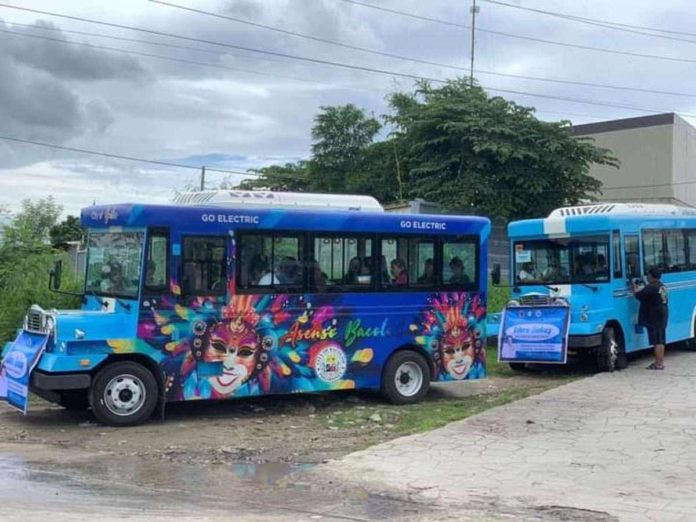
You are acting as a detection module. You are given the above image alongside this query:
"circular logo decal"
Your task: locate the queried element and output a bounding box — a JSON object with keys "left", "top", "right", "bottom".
{"left": 314, "top": 345, "right": 347, "bottom": 383}
{"left": 4, "top": 351, "right": 28, "bottom": 379}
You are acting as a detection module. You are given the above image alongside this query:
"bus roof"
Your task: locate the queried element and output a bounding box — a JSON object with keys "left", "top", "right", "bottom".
{"left": 509, "top": 202, "right": 696, "bottom": 238}
{"left": 81, "top": 202, "right": 491, "bottom": 238}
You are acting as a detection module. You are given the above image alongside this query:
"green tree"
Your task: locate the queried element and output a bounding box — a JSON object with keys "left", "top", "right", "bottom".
{"left": 236, "top": 161, "right": 312, "bottom": 192}
{"left": 50, "top": 215, "right": 83, "bottom": 246}
{"left": 0, "top": 198, "right": 82, "bottom": 343}
{"left": 310, "top": 104, "right": 381, "bottom": 193}
{"left": 388, "top": 79, "right": 617, "bottom": 219}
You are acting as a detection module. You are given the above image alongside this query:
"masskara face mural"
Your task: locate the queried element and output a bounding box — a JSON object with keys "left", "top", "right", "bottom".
{"left": 136, "top": 287, "right": 486, "bottom": 402}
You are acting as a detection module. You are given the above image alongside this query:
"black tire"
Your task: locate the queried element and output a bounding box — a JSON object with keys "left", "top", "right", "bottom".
{"left": 509, "top": 363, "right": 527, "bottom": 372}
{"left": 89, "top": 362, "right": 158, "bottom": 427}
{"left": 381, "top": 351, "right": 430, "bottom": 405}
{"left": 597, "top": 326, "right": 626, "bottom": 372}
{"left": 58, "top": 390, "right": 90, "bottom": 411}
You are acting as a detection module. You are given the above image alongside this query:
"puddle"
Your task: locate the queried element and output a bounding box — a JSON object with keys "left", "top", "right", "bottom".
{"left": 0, "top": 452, "right": 436, "bottom": 520}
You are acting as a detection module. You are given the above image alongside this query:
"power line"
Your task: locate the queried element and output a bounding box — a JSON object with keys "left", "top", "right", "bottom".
{"left": 4, "top": 25, "right": 694, "bottom": 118}
{"left": 10, "top": 17, "right": 696, "bottom": 100}
{"left": 2, "top": 3, "right": 695, "bottom": 117}
{"left": 149, "top": 0, "right": 476, "bottom": 73}
{"left": 481, "top": 0, "right": 696, "bottom": 43}
{"left": 0, "top": 28, "right": 389, "bottom": 94}
{"left": 335, "top": 0, "right": 696, "bottom": 66}
{"left": 336, "top": 0, "right": 469, "bottom": 29}
{"left": 3, "top": 135, "right": 696, "bottom": 195}
{"left": 0, "top": 135, "right": 255, "bottom": 177}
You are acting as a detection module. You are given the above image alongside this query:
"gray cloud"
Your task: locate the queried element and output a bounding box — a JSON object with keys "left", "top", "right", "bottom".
{"left": 1, "top": 20, "right": 149, "bottom": 82}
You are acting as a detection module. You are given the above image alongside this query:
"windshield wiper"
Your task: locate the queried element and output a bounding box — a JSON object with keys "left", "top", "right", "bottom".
{"left": 543, "top": 284, "right": 560, "bottom": 293}
{"left": 88, "top": 289, "right": 108, "bottom": 309}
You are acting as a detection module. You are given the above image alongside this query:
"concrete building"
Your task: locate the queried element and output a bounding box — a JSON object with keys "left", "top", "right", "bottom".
{"left": 572, "top": 113, "right": 696, "bottom": 207}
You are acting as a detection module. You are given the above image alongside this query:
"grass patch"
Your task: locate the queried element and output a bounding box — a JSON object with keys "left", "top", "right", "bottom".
{"left": 485, "top": 346, "right": 516, "bottom": 378}
{"left": 487, "top": 284, "right": 510, "bottom": 313}
{"left": 320, "top": 377, "right": 575, "bottom": 439}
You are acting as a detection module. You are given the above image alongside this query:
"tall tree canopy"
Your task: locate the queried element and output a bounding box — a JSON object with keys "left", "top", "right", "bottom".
{"left": 231, "top": 80, "right": 616, "bottom": 219}
{"left": 50, "top": 215, "right": 83, "bottom": 246}
{"left": 388, "top": 80, "right": 616, "bottom": 219}
{"left": 0, "top": 198, "right": 81, "bottom": 342}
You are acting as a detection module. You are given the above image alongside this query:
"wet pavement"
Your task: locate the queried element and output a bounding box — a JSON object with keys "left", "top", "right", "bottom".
{"left": 0, "top": 449, "right": 444, "bottom": 521}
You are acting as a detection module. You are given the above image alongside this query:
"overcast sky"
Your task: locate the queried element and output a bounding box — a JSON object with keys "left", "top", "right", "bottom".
{"left": 1, "top": 0, "right": 696, "bottom": 216}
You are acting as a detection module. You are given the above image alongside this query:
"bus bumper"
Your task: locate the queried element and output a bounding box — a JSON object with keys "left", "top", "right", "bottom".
{"left": 568, "top": 334, "right": 602, "bottom": 349}
{"left": 32, "top": 371, "right": 91, "bottom": 391}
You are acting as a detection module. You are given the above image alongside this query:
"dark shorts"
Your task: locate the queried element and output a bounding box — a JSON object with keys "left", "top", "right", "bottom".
{"left": 647, "top": 327, "right": 666, "bottom": 346}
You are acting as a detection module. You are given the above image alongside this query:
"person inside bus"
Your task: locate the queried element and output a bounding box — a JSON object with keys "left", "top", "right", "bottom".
{"left": 100, "top": 261, "right": 125, "bottom": 293}
{"left": 145, "top": 259, "right": 157, "bottom": 286}
{"left": 632, "top": 267, "right": 669, "bottom": 370}
{"left": 343, "top": 257, "right": 363, "bottom": 284}
{"left": 449, "top": 257, "right": 470, "bottom": 285}
{"left": 417, "top": 258, "right": 435, "bottom": 285}
{"left": 390, "top": 258, "right": 408, "bottom": 286}
{"left": 278, "top": 256, "right": 300, "bottom": 285}
{"left": 250, "top": 255, "right": 279, "bottom": 286}
{"left": 595, "top": 254, "right": 609, "bottom": 278}
{"left": 517, "top": 262, "right": 536, "bottom": 282}
{"left": 311, "top": 259, "right": 328, "bottom": 292}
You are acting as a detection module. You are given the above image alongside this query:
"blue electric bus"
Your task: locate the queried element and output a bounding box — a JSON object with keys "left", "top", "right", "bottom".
{"left": 1, "top": 191, "right": 490, "bottom": 426}
{"left": 490, "top": 203, "right": 696, "bottom": 371}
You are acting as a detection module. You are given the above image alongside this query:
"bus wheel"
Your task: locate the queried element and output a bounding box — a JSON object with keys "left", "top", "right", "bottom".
{"left": 381, "top": 351, "right": 430, "bottom": 405}
{"left": 597, "top": 327, "right": 626, "bottom": 372}
{"left": 90, "top": 362, "right": 158, "bottom": 427}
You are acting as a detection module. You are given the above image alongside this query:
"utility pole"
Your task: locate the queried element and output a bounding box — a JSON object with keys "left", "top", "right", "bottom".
{"left": 200, "top": 165, "right": 206, "bottom": 191}
{"left": 469, "top": 0, "right": 479, "bottom": 87}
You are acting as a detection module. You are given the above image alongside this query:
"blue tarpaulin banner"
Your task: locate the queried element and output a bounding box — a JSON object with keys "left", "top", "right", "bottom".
{"left": 498, "top": 305, "right": 570, "bottom": 364}
{"left": 0, "top": 331, "right": 49, "bottom": 414}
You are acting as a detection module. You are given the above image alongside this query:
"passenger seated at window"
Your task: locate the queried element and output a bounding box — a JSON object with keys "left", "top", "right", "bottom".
{"left": 343, "top": 257, "right": 363, "bottom": 284}
{"left": 449, "top": 257, "right": 470, "bottom": 284}
{"left": 417, "top": 258, "right": 435, "bottom": 285}
{"left": 311, "top": 260, "right": 328, "bottom": 292}
{"left": 278, "top": 256, "right": 300, "bottom": 285}
{"left": 100, "top": 261, "right": 125, "bottom": 293}
{"left": 250, "top": 254, "right": 279, "bottom": 286}
{"left": 390, "top": 258, "right": 408, "bottom": 286}
{"left": 517, "top": 262, "right": 536, "bottom": 282}
{"left": 595, "top": 254, "right": 608, "bottom": 277}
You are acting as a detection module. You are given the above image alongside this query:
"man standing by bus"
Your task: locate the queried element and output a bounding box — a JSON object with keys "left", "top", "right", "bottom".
{"left": 632, "top": 268, "right": 668, "bottom": 370}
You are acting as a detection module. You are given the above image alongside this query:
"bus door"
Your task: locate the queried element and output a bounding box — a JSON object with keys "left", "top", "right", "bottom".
{"left": 621, "top": 233, "right": 643, "bottom": 350}
{"left": 142, "top": 227, "right": 171, "bottom": 304}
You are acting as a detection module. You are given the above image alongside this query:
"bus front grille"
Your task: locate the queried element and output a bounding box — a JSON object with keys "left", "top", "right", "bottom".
{"left": 25, "top": 310, "right": 45, "bottom": 333}
{"left": 519, "top": 295, "right": 553, "bottom": 306}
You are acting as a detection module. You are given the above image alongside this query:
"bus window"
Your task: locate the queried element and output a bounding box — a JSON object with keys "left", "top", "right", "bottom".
{"left": 312, "top": 236, "right": 373, "bottom": 291}
{"left": 380, "top": 237, "right": 436, "bottom": 289}
{"left": 238, "top": 233, "right": 305, "bottom": 292}
{"left": 664, "top": 230, "right": 687, "bottom": 272}
{"left": 625, "top": 235, "right": 640, "bottom": 279}
{"left": 442, "top": 238, "right": 477, "bottom": 288}
{"left": 642, "top": 230, "right": 663, "bottom": 273}
{"left": 687, "top": 230, "right": 696, "bottom": 270}
{"left": 182, "top": 236, "right": 226, "bottom": 296}
{"left": 612, "top": 231, "right": 622, "bottom": 280}
{"left": 144, "top": 229, "right": 168, "bottom": 292}
{"left": 85, "top": 231, "right": 144, "bottom": 299}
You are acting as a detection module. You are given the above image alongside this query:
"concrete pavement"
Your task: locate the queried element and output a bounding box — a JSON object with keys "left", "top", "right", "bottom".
{"left": 322, "top": 350, "right": 696, "bottom": 521}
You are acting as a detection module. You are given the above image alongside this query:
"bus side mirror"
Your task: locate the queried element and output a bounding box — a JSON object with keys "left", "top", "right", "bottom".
{"left": 491, "top": 264, "right": 501, "bottom": 286}
{"left": 50, "top": 259, "right": 63, "bottom": 291}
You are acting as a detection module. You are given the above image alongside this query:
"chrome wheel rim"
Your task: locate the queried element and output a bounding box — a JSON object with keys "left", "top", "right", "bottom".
{"left": 608, "top": 334, "right": 618, "bottom": 368}
{"left": 395, "top": 361, "right": 423, "bottom": 397}
{"left": 103, "top": 374, "right": 146, "bottom": 417}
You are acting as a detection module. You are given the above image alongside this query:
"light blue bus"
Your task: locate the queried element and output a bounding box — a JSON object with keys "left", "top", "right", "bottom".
{"left": 1, "top": 191, "right": 490, "bottom": 426}
{"left": 490, "top": 203, "right": 696, "bottom": 371}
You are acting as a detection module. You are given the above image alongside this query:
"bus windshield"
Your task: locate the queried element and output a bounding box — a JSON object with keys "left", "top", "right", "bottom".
{"left": 85, "top": 231, "right": 144, "bottom": 299}
{"left": 514, "top": 235, "right": 610, "bottom": 285}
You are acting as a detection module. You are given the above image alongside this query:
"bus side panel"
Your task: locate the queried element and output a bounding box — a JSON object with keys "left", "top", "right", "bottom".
{"left": 134, "top": 290, "right": 486, "bottom": 403}
{"left": 664, "top": 276, "right": 696, "bottom": 344}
